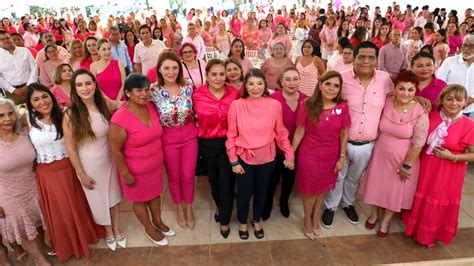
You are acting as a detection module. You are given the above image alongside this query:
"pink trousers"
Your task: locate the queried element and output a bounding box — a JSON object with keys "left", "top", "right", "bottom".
{"left": 162, "top": 122, "right": 198, "bottom": 204}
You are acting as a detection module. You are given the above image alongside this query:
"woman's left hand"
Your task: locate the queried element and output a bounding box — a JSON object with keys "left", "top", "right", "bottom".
{"left": 334, "top": 158, "right": 345, "bottom": 173}
{"left": 283, "top": 160, "right": 295, "bottom": 170}
{"left": 433, "top": 147, "right": 454, "bottom": 160}
{"left": 414, "top": 96, "right": 432, "bottom": 113}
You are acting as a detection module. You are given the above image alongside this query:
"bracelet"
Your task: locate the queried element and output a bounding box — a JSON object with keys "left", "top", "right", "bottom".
{"left": 230, "top": 161, "right": 240, "bottom": 167}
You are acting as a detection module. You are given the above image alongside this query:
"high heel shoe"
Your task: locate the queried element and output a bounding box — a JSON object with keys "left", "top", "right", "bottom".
{"left": 115, "top": 233, "right": 127, "bottom": 248}
{"left": 106, "top": 236, "right": 117, "bottom": 251}
{"left": 304, "top": 228, "right": 316, "bottom": 240}
{"left": 365, "top": 218, "right": 377, "bottom": 230}
{"left": 220, "top": 228, "right": 230, "bottom": 239}
{"left": 313, "top": 227, "right": 321, "bottom": 237}
{"left": 145, "top": 232, "right": 168, "bottom": 246}
{"left": 252, "top": 222, "right": 264, "bottom": 239}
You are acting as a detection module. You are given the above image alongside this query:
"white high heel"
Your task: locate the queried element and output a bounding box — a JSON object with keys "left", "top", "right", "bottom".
{"left": 106, "top": 236, "right": 117, "bottom": 251}
{"left": 152, "top": 224, "right": 176, "bottom": 237}
{"left": 115, "top": 233, "right": 127, "bottom": 248}
{"left": 146, "top": 232, "right": 168, "bottom": 246}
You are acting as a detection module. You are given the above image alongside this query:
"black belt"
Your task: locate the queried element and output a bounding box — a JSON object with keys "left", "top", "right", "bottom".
{"left": 13, "top": 83, "right": 27, "bottom": 89}
{"left": 348, "top": 140, "right": 374, "bottom": 146}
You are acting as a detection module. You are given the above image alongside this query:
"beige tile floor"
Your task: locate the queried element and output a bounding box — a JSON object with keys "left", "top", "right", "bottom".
{"left": 97, "top": 168, "right": 474, "bottom": 248}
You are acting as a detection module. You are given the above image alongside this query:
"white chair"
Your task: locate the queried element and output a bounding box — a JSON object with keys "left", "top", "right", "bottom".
{"left": 245, "top": 49, "right": 258, "bottom": 60}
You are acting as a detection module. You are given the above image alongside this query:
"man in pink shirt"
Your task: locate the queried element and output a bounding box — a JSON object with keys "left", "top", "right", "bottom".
{"left": 322, "top": 41, "right": 394, "bottom": 228}
{"left": 22, "top": 23, "right": 39, "bottom": 48}
{"left": 378, "top": 28, "right": 409, "bottom": 79}
{"left": 133, "top": 25, "right": 167, "bottom": 75}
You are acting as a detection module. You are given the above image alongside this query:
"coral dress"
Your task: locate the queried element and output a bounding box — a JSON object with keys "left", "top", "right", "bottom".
{"left": 96, "top": 59, "right": 123, "bottom": 100}
{"left": 111, "top": 102, "right": 164, "bottom": 202}
{"left": 78, "top": 111, "right": 122, "bottom": 225}
{"left": 403, "top": 112, "right": 474, "bottom": 245}
{"left": 0, "top": 133, "right": 44, "bottom": 244}
{"left": 359, "top": 98, "right": 429, "bottom": 212}
{"left": 296, "top": 102, "right": 351, "bottom": 196}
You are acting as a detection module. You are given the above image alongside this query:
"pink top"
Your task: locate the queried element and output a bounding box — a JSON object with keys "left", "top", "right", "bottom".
{"left": 261, "top": 58, "right": 295, "bottom": 90}
{"left": 341, "top": 69, "right": 393, "bottom": 141}
{"left": 95, "top": 60, "right": 123, "bottom": 100}
{"left": 258, "top": 28, "right": 272, "bottom": 47}
{"left": 38, "top": 60, "right": 61, "bottom": 88}
{"left": 269, "top": 34, "right": 292, "bottom": 52}
{"left": 226, "top": 97, "right": 294, "bottom": 165}
{"left": 270, "top": 91, "right": 307, "bottom": 141}
{"left": 50, "top": 85, "right": 71, "bottom": 107}
{"left": 192, "top": 83, "right": 240, "bottom": 139}
{"left": 182, "top": 59, "right": 207, "bottom": 89}
{"left": 241, "top": 28, "right": 260, "bottom": 50}
{"left": 297, "top": 61, "right": 319, "bottom": 97}
{"left": 200, "top": 30, "right": 212, "bottom": 47}
{"left": 319, "top": 26, "right": 338, "bottom": 51}
{"left": 433, "top": 43, "right": 450, "bottom": 67}
{"left": 229, "top": 19, "right": 242, "bottom": 38}
{"left": 415, "top": 76, "right": 447, "bottom": 109}
{"left": 448, "top": 35, "right": 463, "bottom": 55}
{"left": 424, "top": 33, "right": 436, "bottom": 46}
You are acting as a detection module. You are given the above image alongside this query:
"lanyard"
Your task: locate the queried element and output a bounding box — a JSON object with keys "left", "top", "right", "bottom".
{"left": 182, "top": 60, "right": 203, "bottom": 88}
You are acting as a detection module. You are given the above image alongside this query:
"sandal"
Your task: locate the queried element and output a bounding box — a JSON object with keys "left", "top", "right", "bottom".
{"left": 16, "top": 252, "right": 28, "bottom": 263}
{"left": 238, "top": 230, "right": 249, "bottom": 240}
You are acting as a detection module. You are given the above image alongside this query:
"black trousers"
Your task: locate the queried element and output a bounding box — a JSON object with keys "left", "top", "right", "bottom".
{"left": 235, "top": 159, "right": 275, "bottom": 224}
{"left": 264, "top": 153, "right": 296, "bottom": 213}
{"left": 198, "top": 138, "right": 234, "bottom": 225}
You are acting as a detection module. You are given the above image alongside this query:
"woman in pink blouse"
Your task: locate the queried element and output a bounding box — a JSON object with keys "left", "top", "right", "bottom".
{"left": 51, "top": 63, "right": 73, "bottom": 108}
{"left": 227, "top": 38, "right": 253, "bottom": 76}
{"left": 261, "top": 42, "right": 295, "bottom": 91}
{"left": 319, "top": 15, "right": 338, "bottom": 63}
{"left": 447, "top": 22, "right": 463, "bottom": 56}
{"left": 268, "top": 23, "right": 292, "bottom": 57}
{"left": 193, "top": 59, "right": 240, "bottom": 239}
{"left": 150, "top": 51, "right": 198, "bottom": 230}
{"left": 226, "top": 68, "right": 295, "bottom": 240}
{"left": 258, "top": 20, "right": 272, "bottom": 56}
{"left": 229, "top": 12, "right": 242, "bottom": 38}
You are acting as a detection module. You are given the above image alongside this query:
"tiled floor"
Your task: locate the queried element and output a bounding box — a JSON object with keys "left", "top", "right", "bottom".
{"left": 6, "top": 167, "right": 474, "bottom": 265}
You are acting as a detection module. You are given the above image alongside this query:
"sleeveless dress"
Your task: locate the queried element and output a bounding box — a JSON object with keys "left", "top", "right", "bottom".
{"left": 403, "top": 113, "right": 474, "bottom": 245}
{"left": 296, "top": 102, "right": 351, "bottom": 196}
{"left": 297, "top": 60, "right": 319, "bottom": 97}
{"left": 28, "top": 118, "right": 103, "bottom": 262}
{"left": 0, "top": 132, "right": 44, "bottom": 244}
{"left": 77, "top": 110, "right": 122, "bottom": 225}
{"left": 96, "top": 59, "right": 123, "bottom": 100}
{"left": 110, "top": 103, "right": 165, "bottom": 202}
{"left": 359, "top": 98, "right": 429, "bottom": 212}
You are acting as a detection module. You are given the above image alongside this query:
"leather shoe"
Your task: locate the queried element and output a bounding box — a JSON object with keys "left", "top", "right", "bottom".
{"left": 220, "top": 228, "right": 230, "bottom": 239}
{"left": 376, "top": 226, "right": 390, "bottom": 239}
{"left": 365, "top": 218, "right": 377, "bottom": 230}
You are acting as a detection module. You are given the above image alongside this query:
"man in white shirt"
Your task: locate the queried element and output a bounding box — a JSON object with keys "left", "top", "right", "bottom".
{"left": 0, "top": 30, "right": 37, "bottom": 104}
{"left": 414, "top": 5, "right": 429, "bottom": 28}
{"left": 437, "top": 34, "right": 474, "bottom": 115}
{"left": 181, "top": 23, "right": 205, "bottom": 60}
{"left": 134, "top": 25, "right": 167, "bottom": 75}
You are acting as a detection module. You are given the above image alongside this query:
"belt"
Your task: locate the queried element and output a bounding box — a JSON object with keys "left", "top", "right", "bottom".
{"left": 348, "top": 140, "right": 374, "bottom": 146}
{"left": 13, "top": 83, "right": 27, "bottom": 89}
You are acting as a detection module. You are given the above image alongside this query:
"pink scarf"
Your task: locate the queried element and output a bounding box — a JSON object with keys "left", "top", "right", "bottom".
{"left": 426, "top": 111, "right": 463, "bottom": 155}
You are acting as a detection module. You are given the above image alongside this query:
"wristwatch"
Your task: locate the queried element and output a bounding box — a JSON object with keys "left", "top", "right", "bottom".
{"left": 402, "top": 163, "right": 411, "bottom": 170}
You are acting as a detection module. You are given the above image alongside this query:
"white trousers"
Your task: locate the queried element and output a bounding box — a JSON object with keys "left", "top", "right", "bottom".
{"left": 324, "top": 142, "right": 375, "bottom": 211}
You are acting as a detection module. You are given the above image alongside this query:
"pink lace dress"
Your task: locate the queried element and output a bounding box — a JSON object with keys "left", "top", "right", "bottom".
{"left": 0, "top": 132, "right": 44, "bottom": 244}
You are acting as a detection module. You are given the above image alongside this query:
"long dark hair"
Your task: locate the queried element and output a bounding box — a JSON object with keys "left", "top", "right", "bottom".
{"left": 26, "top": 83, "right": 64, "bottom": 140}
{"left": 228, "top": 38, "right": 246, "bottom": 59}
{"left": 305, "top": 71, "right": 344, "bottom": 126}
{"left": 124, "top": 29, "right": 139, "bottom": 45}
{"left": 68, "top": 69, "right": 111, "bottom": 145}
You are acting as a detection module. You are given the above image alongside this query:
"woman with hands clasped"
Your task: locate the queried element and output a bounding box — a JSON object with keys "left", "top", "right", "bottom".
{"left": 226, "top": 68, "right": 295, "bottom": 240}
{"left": 403, "top": 85, "right": 474, "bottom": 248}
{"left": 292, "top": 71, "right": 351, "bottom": 240}
{"left": 63, "top": 69, "right": 124, "bottom": 252}
{"left": 359, "top": 70, "right": 429, "bottom": 239}
{"left": 109, "top": 74, "right": 174, "bottom": 246}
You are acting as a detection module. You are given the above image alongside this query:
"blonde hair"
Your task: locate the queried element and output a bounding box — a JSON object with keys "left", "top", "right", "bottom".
{"left": 437, "top": 84, "right": 468, "bottom": 110}
{"left": 53, "top": 63, "right": 73, "bottom": 84}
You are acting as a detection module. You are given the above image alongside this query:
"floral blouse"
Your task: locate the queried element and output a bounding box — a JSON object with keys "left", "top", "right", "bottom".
{"left": 150, "top": 83, "right": 194, "bottom": 127}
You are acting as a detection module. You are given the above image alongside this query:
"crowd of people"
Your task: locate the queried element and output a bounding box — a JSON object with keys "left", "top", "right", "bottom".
{"left": 0, "top": 1, "right": 474, "bottom": 265}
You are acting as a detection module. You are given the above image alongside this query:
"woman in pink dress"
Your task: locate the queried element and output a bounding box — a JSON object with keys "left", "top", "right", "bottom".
{"left": 292, "top": 71, "right": 350, "bottom": 240}
{"left": 0, "top": 99, "right": 51, "bottom": 266}
{"left": 109, "top": 74, "right": 174, "bottom": 246}
{"left": 90, "top": 39, "right": 126, "bottom": 102}
{"left": 403, "top": 85, "right": 474, "bottom": 248}
{"left": 229, "top": 12, "right": 242, "bottom": 38}
{"left": 258, "top": 20, "right": 272, "bottom": 57}
{"left": 447, "top": 22, "right": 464, "bottom": 56}
{"left": 241, "top": 18, "right": 259, "bottom": 50}
{"left": 359, "top": 70, "right": 429, "bottom": 239}
{"left": 261, "top": 42, "right": 294, "bottom": 91}
{"left": 319, "top": 15, "right": 338, "bottom": 62}
{"left": 213, "top": 23, "right": 231, "bottom": 59}
{"left": 432, "top": 29, "right": 450, "bottom": 68}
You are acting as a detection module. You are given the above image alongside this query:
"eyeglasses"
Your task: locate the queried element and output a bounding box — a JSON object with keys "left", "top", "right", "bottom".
{"left": 182, "top": 50, "right": 194, "bottom": 54}
{"left": 355, "top": 55, "right": 377, "bottom": 62}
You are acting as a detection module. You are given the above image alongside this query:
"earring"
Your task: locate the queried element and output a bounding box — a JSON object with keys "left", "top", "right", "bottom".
{"left": 126, "top": 94, "right": 130, "bottom": 97}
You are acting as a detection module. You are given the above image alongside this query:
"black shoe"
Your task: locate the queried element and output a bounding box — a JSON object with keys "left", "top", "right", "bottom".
{"left": 280, "top": 202, "right": 290, "bottom": 218}
{"left": 321, "top": 209, "right": 335, "bottom": 228}
{"left": 238, "top": 230, "right": 249, "bottom": 240}
{"left": 343, "top": 205, "right": 359, "bottom": 224}
{"left": 220, "top": 228, "right": 230, "bottom": 239}
{"left": 254, "top": 228, "right": 265, "bottom": 239}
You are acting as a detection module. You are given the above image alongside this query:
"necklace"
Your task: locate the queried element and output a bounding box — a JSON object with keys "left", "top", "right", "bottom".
{"left": 0, "top": 133, "right": 18, "bottom": 143}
